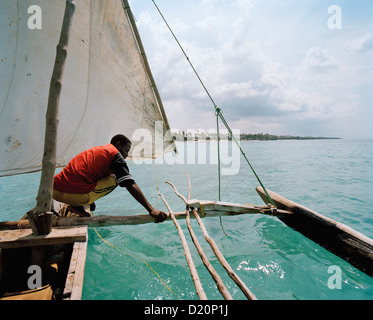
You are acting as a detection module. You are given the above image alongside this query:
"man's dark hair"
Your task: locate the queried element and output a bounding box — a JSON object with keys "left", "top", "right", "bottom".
{"left": 110, "top": 134, "right": 131, "bottom": 146}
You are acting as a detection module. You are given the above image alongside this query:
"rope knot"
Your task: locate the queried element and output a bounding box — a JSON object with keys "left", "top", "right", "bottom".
{"left": 214, "top": 107, "right": 223, "bottom": 116}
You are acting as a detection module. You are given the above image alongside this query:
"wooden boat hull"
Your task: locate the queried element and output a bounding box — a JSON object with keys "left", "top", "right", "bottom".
{"left": 256, "top": 187, "right": 373, "bottom": 277}
{"left": 0, "top": 226, "right": 88, "bottom": 300}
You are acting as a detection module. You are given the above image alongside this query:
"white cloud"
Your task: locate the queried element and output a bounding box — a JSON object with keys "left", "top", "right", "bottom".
{"left": 301, "top": 47, "right": 340, "bottom": 73}
{"left": 269, "top": 47, "right": 360, "bottom": 120}
{"left": 132, "top": 0, "right": 373, "bottom": 138}
{"left": 344, "top": 33, "right": 373, "bottom": 53}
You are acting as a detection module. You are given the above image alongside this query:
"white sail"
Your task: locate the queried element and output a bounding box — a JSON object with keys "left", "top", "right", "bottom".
{"left": 0, "top": 0, "right": 174, "bottom": 177}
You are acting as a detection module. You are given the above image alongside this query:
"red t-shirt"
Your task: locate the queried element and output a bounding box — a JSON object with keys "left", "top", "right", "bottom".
{"left": 54, "top": 144, "right": 133, "bottom": 194}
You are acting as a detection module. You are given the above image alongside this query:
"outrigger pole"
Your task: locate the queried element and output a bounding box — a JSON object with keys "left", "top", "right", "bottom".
{"left": 164, "top": 178, "right": 257, "bottom": 300}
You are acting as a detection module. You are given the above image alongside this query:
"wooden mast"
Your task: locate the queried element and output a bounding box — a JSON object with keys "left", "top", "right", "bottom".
{"left": 27, "top": 0, "right": 76, "bottom": 235}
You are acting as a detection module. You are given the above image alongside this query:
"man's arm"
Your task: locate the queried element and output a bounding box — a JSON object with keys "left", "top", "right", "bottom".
{"left": 124, "top": 180, "right": 167, "bottom": 223}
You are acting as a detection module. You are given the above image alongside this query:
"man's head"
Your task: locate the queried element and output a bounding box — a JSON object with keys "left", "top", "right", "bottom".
{"left": 111, "top": 134, "right": 131, "bottom": 159}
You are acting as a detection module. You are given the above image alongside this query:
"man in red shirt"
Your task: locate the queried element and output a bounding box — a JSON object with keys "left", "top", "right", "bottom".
{"left": 53, "top": 134, "right": 167, "bottom": 223}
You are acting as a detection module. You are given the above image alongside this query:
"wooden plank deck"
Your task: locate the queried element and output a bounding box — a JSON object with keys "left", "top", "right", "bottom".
{"left": 63, "top": 235, "right": 88, "bottom": 300}
{"left": 0, "top": 226, "right": 87, "bottom": 249}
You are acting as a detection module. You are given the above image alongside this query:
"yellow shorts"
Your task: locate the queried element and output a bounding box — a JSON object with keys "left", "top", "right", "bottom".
{"left": 53, "top": 175, "right": 118, "bottom": 206}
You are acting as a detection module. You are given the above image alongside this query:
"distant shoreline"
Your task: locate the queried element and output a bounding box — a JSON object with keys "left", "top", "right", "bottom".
{"left": 239, "top": 133, "right": 342, "bottom": 141}
{"left": 171, "top": 132, "right": 341, "bottom": 141}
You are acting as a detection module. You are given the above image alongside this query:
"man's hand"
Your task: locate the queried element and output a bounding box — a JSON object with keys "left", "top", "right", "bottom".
{"left": 125, "top": 181, "right": 167, "bottom": 223}
{"left": 149, "top": 209, "right": 168, "bottom": 223}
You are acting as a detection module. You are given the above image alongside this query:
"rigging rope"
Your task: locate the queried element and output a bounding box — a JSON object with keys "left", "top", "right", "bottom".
{"left": 152, "top": 0, "right": 277, "bottom": 209}
{"left": 216, "top": 110, "right": 230, "bottom": 237}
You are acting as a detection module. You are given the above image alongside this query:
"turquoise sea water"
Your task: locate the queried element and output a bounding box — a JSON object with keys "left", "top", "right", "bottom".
{"left": 1, "top": 139, "right": 372, "bottom": 300}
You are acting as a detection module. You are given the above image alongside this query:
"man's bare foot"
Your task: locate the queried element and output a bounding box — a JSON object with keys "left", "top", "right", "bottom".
{"left": 67, "top": 206, "right": 91, "bottom": 217}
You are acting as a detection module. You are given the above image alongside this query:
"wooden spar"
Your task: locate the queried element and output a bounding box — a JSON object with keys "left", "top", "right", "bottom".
{"left": 167, "top": 179, "right": 291, "bottom": 216}
{"left": 179, "top": 175, "right": 233, "bottom": 300}
{"left": 191, "top": 208, "right": 257, "bottom": 300}
{"left": 186, "top": 173, "right": 192, "bottom": 202}
{"left": 122, "top": 0, "right": 175, "bottom": 153}
{"left": 28, "top": 0, "right": 76, "bottom": 235}
{"left": 185, "top": 175, "right": 233, "bottom": 299}
{"left": 166, "top": 179, "right": 231, "bottom": 299}
{"left": 1, "top": 205, "right": 290, "bottom": 231}
{"left": 256, "top": 187, "right": 373, "bottom": 277}
{"left": 187, "top": 200, "right": 290, "bottom": 216}
{"left": 159, "top": 192, "right": 207, "bottom": 300}
{"left": 185, "top": 210, "right": 233, "bottom": 300}
{"left": 165, "top": 179, "right": 256, "bottom": 300}
{"left": 0, "top": 212, "right": 187, "bottom": 230}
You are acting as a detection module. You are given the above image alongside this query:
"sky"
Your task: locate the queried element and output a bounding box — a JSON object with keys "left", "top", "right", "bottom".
{"left": 129, "top": 0, "right": 373, "bottom": 139}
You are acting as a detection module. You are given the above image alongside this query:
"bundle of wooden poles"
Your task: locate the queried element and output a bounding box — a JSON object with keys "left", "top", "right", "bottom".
{"left": 158, "top": 174, "right": 257, "bottom": 301}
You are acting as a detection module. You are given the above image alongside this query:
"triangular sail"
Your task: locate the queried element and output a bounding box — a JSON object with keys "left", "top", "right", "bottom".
{"left": 0, "top": 0, "right": 174, "bottom": 177}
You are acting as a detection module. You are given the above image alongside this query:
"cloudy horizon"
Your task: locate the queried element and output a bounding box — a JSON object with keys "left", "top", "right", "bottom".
{"left": 129, "top": 0, "right": 373, "bottom": 139}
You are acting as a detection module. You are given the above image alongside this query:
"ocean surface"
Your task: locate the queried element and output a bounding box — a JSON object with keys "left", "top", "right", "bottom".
{"left": 1, "top": 139, "right": 372, "bottom": 300}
